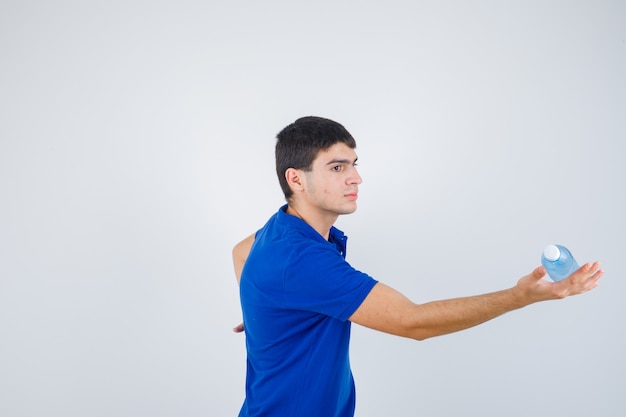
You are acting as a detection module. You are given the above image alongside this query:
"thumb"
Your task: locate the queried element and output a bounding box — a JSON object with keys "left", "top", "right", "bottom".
{"left": 532, "top": 265, "right": 547, "bottom": 280}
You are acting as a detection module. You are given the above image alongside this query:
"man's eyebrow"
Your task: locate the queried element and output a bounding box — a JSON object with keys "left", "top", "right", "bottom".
{"left": 325, "top": 157, "right": 358, "bottom": 165}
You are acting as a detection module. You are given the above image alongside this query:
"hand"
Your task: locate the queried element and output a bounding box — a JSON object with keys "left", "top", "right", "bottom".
{"left": 233, "top": 322, "right": 244, "bottom": 333}
{"left": 516, "top": 262, "right": 603, "bottom": 304}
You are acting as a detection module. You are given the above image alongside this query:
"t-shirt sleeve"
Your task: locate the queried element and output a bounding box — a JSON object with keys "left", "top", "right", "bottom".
{"left": 282, "top": 243, "right": 378, "bottom": 321}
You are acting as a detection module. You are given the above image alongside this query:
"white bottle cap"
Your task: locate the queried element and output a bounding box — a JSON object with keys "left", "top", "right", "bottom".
{"left": 543, "top": 244, "right": 561, "bottom": 261}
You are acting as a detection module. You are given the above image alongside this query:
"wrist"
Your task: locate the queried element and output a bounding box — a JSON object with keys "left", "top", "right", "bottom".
{"left": 509, "top": 285, "right": 532, "bottom": 309}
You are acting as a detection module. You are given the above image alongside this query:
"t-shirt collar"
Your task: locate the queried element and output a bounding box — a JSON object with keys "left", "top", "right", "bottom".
{"left": 278, "top": 204, "right": 348, "bottom": 259}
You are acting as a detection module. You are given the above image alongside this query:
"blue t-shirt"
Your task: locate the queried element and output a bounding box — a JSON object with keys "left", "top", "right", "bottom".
{"left": 238, "top": 205, "right": 378, "bottom": 417}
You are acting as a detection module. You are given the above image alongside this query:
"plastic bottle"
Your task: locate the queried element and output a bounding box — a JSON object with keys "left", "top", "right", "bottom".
{"left": 541, "top": 244, "right": 579, "bottom": 281}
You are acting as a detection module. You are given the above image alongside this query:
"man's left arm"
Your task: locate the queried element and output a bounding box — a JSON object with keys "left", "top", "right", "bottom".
{"left": 349, "top": 263, "right": 602, "bottom": 341}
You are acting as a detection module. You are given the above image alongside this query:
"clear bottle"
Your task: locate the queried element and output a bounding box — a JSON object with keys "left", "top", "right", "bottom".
{"left": 541, "top": 244, "right": 579, "bottom": 281}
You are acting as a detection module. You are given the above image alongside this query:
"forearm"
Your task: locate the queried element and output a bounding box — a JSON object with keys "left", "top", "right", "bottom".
{"left": 406, "top": 288, "right": 527, "bottom": 340}
{"left": 351, "top": 281, "right": 529, "bottom": 341}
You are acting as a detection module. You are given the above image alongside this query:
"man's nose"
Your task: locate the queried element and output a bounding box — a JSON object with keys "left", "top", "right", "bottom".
{"left": 349, "top": 167, "right": 362, "bottom": 185}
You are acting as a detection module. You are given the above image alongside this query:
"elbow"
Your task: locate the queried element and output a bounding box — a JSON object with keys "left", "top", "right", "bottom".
{"left": 406, "top": 328, "right": 432, "bottom": 342}
{"left": 397, "top": 316, "right": 430, "bottom": 342}
{"left": 233, "top": 234, "right": 255, "bottom": 263}
{"left": 231, "top": 244, "right": 240, "bottom": 263}
{"left": 411, "top": 332, "right": 434, "bottom": 342}
{"left": 399, "top": 313, "right": 438, "bottom": 342}
{"left": 232, "top": 240, "right": 243, "bottom": 259}
{"left": 232, "top": 240, "right": 248, "bottom": 264}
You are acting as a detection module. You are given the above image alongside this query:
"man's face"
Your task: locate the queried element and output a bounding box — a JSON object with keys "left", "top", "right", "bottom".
{"left": 301, "top": 142, "right": 362, "bottom": 215}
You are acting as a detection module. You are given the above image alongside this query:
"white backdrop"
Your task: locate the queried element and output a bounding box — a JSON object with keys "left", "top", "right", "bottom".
{"left": 1, "top": 1, "right": 625, "bottom": 416}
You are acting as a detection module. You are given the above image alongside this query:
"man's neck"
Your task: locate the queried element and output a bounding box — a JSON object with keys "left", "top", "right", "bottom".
{"left": 285, "top": 203, "right": 337, "bottom": 241}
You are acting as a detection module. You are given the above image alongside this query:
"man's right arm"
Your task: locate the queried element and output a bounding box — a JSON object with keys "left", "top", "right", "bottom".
{"left": 231, "top": 233, "right": 255, "bottom": 333}
{"left": 232, "top": 233, "right": 255, "bottom": 285}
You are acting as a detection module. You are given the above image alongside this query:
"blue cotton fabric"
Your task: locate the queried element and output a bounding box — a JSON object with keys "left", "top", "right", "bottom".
{"left": 238, "top": 205, "right": 378, "bottom": 417}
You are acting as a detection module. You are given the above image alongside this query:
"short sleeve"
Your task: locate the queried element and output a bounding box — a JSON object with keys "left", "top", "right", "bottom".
{"left": 282, "top": 243, "right": 377, "bottom": 321}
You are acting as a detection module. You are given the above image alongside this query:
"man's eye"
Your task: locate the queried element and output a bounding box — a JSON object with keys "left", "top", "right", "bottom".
{"left": 332, "top": 165, "right": 342, "bottom": 172}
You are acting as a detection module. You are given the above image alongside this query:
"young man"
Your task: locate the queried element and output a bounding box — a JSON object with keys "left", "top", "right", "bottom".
{"left": 232, "top": 116, "right": 602, "bottom": 417}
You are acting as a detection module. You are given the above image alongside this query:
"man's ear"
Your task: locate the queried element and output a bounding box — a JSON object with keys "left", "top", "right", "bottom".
{"left": 285, "top": 168, "right": 305, "bottom": 193}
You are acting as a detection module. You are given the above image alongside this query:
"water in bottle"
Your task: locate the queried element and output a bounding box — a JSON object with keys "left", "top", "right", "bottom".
{"left": 541, "top": 244, "right": 579, "bottom": 281}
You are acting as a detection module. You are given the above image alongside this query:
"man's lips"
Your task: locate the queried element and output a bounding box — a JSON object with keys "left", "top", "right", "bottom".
{"left": 345, "top": 192, "right": 358, "bottom": 200}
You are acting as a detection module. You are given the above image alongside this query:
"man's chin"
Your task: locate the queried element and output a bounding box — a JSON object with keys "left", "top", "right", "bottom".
{"left": 338, "top": 204, "right": 358, "bottom": 215}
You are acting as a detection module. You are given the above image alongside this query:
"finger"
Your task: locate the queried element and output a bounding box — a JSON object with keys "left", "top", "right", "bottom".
{"left": 233, "top": 323, "right": 245, "bottom": 333}
{"left": 570, "top": 262, "right": 603, "bottom": 293}
{"left": 589, "top": 261, "right": 602, "bottom": 275}
{"left": 587, "top": 265, "right": 604, "bottom": 285}
{"left": 579, "top": 262, "right": 594, "bottom": 273}
{"left": 578, "top": 262, "right": 603, "bottom": 281}
{"left": 532, "top": 265, "right": 546, "bottom": 280}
